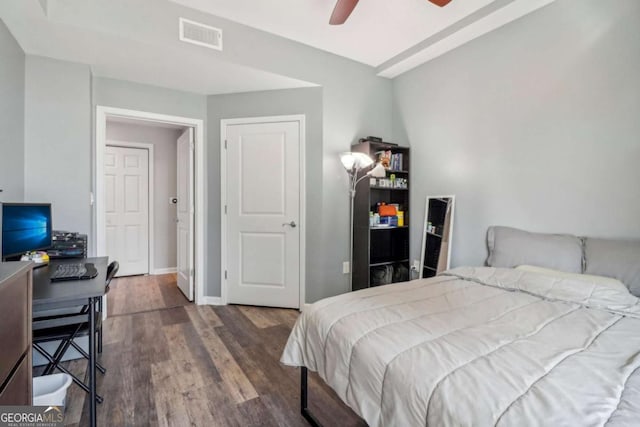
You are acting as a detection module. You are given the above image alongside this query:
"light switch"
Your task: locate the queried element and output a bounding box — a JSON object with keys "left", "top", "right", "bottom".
{"left": 343, "top": 261, "right": 350, "bottom": 274}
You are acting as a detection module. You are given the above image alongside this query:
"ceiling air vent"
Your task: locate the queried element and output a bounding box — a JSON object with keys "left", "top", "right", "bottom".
{"left": 179, "top": 18, "right": 223, "bottom": 51}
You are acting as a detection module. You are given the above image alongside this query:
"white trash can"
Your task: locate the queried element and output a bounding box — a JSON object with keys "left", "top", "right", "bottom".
{"left": 33, "top": 373, "right": 73, "bottom": 407}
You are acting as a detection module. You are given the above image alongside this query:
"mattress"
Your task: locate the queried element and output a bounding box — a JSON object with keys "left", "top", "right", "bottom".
{"left": 281, "top": 267, "right": 640, "bottom": 427}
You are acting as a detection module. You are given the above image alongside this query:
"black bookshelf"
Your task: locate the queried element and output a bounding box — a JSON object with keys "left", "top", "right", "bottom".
{"left": 351, "top": 141, "right": 410, "bottom": 291}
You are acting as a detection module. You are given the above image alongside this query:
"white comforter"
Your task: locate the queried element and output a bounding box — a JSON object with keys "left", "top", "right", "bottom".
{"left": 281, "top": 267, "right": 640, "bottom": 427}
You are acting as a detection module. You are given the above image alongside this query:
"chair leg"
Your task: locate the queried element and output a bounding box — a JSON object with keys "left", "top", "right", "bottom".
{"left": 69, "top": 340, "right": 106, "bottom": 374}
{"left": 43, "top": 323, "right": 84, "bottom": 375}
{"left": 42, "top": 340, "right": 66, "bottom": 375}
{"left": 42, "top": 336, "right": 75, "bottom": 375}
{"left": 97, "top": 297, "right": 103, "bottom": 354}
{"left": 98, "top": 327, "right": 103, "bottom": 354}
{"left": 33, "top": 343, "right": 104, "bottom": 404}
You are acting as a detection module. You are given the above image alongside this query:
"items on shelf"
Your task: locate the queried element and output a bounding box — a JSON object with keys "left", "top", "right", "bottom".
{"left": 378, "top": 203, "right": 397, "bottom": 217}
{"left": 371, "top": 262, "right": 410, "bottom": 286}
{"left": 370, "top": 203, "right": 406, "bottom": 228}
{"left": 375, "top": 150, "right": 405, "bottom": 171}
{"left": 379, "top": 216, "right": 398, "bottom": 226}
{"left": 359, "top": 136, "right": 398, "bottom": 146}
{"left": 371, "top": 265, "right": 393, "bottom": 285}
{"left": 371, "top": 177, "right": 408, "bottom": 188}
{"left": 48, "top": 230, "right": 88, "bottom": 259}
{"left": 20, "top": 251, "right": 50, "bottom": 265}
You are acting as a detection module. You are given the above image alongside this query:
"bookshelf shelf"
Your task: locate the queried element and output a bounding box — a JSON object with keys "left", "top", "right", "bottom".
{"left": 370, "top": 186, "right": 409, "bottom": 191}
{"left": 370, "top": 226, "right": 409, "bottom": 230}
{"left": 370, "top": 259, "right": 410, "bottom": 267}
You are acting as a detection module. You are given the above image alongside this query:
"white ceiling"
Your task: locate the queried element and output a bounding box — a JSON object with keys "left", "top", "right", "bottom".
{"left": 170, "top": 0, "right": 495, "bottom": 66}
{"left": 0, "top": 1, "right": 317, "bottom": 95}
{"left": 0, "top": 0, "right": 558, "bottom": 94}
{"left": 170, "top": 0, "right": 557, "bottom": 74}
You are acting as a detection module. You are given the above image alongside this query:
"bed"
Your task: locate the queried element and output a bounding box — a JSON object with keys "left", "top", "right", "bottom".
{"left": 281, "top": 228, "right": 640, "bottom": 426}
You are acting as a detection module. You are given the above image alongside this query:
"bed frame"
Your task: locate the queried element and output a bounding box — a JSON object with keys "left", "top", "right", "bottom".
{"left": 300, "top": 367, "right": 323, "bottom": 426}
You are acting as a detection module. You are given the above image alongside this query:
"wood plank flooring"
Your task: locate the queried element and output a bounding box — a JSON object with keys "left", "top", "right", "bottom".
{"left": 62, "top": 277, "right": 366, "bottom": 426}
{"left": 107, "top": 273, "right": 190, "bottom": 317}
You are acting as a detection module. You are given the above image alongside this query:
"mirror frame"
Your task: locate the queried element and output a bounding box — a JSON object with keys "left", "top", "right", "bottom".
{"left": 419, "top": 195, "right": 455, "bottom": 278}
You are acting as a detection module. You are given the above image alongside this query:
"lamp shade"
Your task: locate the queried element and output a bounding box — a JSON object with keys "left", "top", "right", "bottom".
{"left": 368, "top": 163, "right": 386, "bottom": 178}
{"left": 340, "top": 152, "right": 374, "bottom": 171}
{"left": 340, "top": 152, "right": 356, "bottom": 170}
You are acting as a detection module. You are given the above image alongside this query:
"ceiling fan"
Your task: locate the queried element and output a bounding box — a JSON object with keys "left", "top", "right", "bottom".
{"left": 329, "top": 0, "right": 453, "bottom": 25}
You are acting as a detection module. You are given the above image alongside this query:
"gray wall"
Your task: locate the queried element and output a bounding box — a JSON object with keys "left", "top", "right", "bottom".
{"left": 9, "top": 1, "right": 392, "bottom": 302}
{"left": 208, "top": 87, "right": 329, "bottom": 301}
{"left": 95, "top": 78, "right": 389, "bottom": 302}
{"left": 24, "top": 55, "right": 92, "bottom": 235}
{"left": 93, "top": 77, "right": 208, "bottom": 120}
{"left": 62, "top": 0, "right": 394, "bottom": 301}
{"left": 0, "top": 19, "right": 24, "bottom": 202}
{"left": 392, "top": 0, "right": 640, "bottom": 269}
{"left": 208, "top": 84, "right": 392, "bottom": 303}
{"left": 106, "top": 121, "right": 181, "bottom": 272}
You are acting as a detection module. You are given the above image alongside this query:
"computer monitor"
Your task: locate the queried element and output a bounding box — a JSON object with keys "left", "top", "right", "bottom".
{"left": 1, "top": 203, "right": 53, "bottom": 260}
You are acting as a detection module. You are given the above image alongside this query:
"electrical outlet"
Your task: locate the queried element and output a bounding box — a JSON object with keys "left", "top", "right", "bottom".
{"left": 412, "top": 260, "right": 420, "bottom": 271}
{"left": 343, "top": 261, "right": 350, "bottom": 274}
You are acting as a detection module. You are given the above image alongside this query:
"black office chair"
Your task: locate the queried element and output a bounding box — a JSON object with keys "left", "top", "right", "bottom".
{"left": 32, "top": 306, "right": 107, "bottom": 403}
{"left": 98, "top": 261, "right": 119, "bottom": 353}
{"left": 105, "top": 261, "right": 119, "bottom": 287}
{"left": 32, "top": 261, "right": 119, "bottom": 404}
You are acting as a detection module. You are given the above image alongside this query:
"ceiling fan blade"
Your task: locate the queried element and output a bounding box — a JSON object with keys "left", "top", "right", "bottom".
{"left": 329, "top": 0, "right": 359, "bottom": 25}
{"left": 428, "top": 0, "right": 453, "bottom": 6}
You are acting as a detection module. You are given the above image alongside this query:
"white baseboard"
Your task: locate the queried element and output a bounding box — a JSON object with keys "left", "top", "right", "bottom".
{"left": 153, "top": 267, "right": 177, "bottom": 275}
{"left": 201, "top": 296, "right": 225, "bottom": 305}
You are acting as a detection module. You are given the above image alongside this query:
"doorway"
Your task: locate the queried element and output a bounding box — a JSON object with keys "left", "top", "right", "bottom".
{"left": 95, "top": 107, "right": 206, "bottom": 311}
{"left": 221, "top": 115, "right": 306, "bottom": 309}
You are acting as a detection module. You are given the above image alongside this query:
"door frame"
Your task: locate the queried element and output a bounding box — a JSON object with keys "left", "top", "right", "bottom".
{"left": 220, "top": 115, "right": 306, "bottom": 309}
{"left": 105, "top": 141, "right": 155, "bottom": 275}
{"left": 95, "top": 106, "right": 206, "bottom": 305}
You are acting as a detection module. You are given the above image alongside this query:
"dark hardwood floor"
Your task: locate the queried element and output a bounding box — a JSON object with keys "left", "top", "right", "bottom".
{"left": 107, "top": 273, "right": 191, "bottom": 317}
{"left": 62, "top": 276, "right": 366, "bottom": 426}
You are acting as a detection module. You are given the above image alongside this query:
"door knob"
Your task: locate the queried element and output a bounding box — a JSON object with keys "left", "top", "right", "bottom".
{"left": 282, "top": 221, "right": 297, "bottom": 228}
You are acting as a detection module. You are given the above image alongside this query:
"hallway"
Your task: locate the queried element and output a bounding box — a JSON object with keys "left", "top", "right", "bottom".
{"left": 107, "top": 273, "right": 190, "bottom": 317}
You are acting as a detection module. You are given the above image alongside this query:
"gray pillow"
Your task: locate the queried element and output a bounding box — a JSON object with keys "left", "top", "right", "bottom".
{"left": 487, "top": 226, "right": 583, "bottom": 273}
{"left": 584, "top": 238, "right": 640, "bottom": 297}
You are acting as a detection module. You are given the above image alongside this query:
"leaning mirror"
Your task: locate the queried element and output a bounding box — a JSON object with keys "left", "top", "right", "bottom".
{"left": 420, "top": 196, "right": 455, "bottom": 278}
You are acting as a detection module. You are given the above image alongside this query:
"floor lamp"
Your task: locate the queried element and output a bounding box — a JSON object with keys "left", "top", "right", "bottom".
{"left": 340, "top": 152, "right": 386, "bottom": 291}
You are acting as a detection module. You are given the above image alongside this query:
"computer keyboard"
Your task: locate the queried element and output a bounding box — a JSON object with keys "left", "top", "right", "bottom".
{"left": 50, "top": 263, "right": 98, "bottom": 282}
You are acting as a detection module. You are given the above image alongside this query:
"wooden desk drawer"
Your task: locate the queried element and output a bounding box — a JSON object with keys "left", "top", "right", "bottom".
{"left": 0, "top": 273, "right": 30, "bottom": 385}
{"left": 0, "top": 354, "right": 31, "bottom": 405}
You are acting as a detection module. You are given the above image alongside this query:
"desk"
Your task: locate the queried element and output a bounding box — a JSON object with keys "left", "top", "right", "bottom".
{"left": 33, "top": 257, "right": 108, "bottom": 427}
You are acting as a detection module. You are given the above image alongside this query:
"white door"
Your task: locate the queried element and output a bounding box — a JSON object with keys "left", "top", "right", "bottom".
{"left": 177, "top": 128, "right": 194, "bottom": 301}
{"left": 104, "top": 146, "right": 149, "bottom": 277}
{"left": 225, "top": 120, "right": 301, "bottom": 308}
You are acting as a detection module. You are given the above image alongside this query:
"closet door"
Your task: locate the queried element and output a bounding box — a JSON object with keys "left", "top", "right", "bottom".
{"left": 104, "top": 145, "right": 149, "bottom": 276}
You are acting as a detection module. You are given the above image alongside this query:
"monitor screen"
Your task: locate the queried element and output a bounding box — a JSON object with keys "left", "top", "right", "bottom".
{"left": 1, "top": 203, "right": 52, "bottom": 259}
